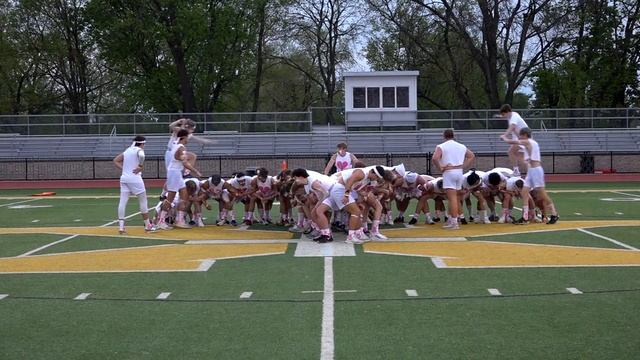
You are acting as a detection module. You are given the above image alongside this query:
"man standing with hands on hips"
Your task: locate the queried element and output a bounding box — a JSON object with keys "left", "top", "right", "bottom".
{"left": 432, "top": 129, "right": 475, "bottom": 230}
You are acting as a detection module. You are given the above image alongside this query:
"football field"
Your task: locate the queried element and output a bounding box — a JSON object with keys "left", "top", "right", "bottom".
{"left": 1, "top": 183, "right": 640, "bottom": 359}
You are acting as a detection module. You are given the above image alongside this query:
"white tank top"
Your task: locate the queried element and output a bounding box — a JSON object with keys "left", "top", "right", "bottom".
{"left": 430, "top": 177, "right": 445, "bottom": 194}
{"left": 506, "top": 177, "right": 524, "bottom": 191}
{"left": 227, "top": 176, "right": 252, "bottom": 192}
{"left": 121, "top": 146, "right": 144, "bottom": 179}
{"left": 436, "top": 140, "right": 467, "bottom": 167}
{"left": 166, "top": 134, "right": 178, "bottom": 152}
{"left": 256, "top": 175, "right": 275, "bottom": 195}
{"left": 508, "top": 112, "right": 529, "bottom": 140}
{"left": 184, "top": 178, "right": 200, "bottom": 193}
{"left": 167, "top": 143, "right": 184, "bottom": 171}
{"left": 339, "top": 168, "right": 369, "bottom": 191}
{"left": 462, "top": 170, "right": 485, "bottom": 190}
{"left": 525, "top": 138, "right": 541, "bottom": 162}
{"left": 203, "top": 179, "right": 224, "bottom": 197}
{"left": 482, "top": 168, "right": 513, "bottom": 187}
{"left": 335, "top": 152, "right": 353, "bottom": 171}
{"left": 305, "top": 170, "right": 335, "bottom": 194}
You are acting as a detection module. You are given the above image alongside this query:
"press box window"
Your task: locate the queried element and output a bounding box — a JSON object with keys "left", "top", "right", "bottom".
{"left": 367, "top": 87, "right": 380, "bottom": 108}
{"left": 353, "top": 87, "right": 366, "bottom": 108}
{"left": 382, "top": 87, "right": 395, "bottom": 108}
{"left": 396, "top": 86, "right": 409, "bottom": 107}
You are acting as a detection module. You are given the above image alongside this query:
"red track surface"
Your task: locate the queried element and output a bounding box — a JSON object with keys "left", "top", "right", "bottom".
{"left": 1, "top": 174, "right": 639, "bottom": 190}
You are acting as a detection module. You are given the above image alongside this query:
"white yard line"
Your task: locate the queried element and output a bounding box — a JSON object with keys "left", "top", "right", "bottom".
{"left": 17, "top": 212, "right": 142, "bottom": 257}
{"left": 239, "top": 292, "right": 253, "bottom": 299}
{"left": 577, "top": 228, "right": 638, "bottom": 250}
{"left": 74, "top": 293, "right": 91, "bottom": 300}
{"left": 17, "top": 234, "right": 79, "bottom": 257}
{"left": 612, "top": 191, "right": 640, "bottom": 198}
{"left": 320, "top": 256, "right": 335, "bottom": 360}
{"left": 566, "top": 287, "right": 583, "bottom": 295}
{"left": 0, "top": 198, "right": 40, "bottom": 208}
{"left": 0, "top": 294, "right": 8, "bottom": 300}
{"left": 100, "top": 212, "right": 142, "bottom": 227}
{"left": 156, "top": 292, "right": 172, "bottom": 300}
{"left": 488, "top": 288, "right": 502, "bottom": 296}
{"left": 405, "top": 289, "right": 418, "bottom": 297}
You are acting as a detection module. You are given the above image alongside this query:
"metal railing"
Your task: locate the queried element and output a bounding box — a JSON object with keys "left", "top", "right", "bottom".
{"left": 0, "top": 108, "right": 638, "bottom": 136}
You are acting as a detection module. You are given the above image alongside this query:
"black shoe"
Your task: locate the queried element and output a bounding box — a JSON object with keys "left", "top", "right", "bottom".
{"left": 469, "top": 216, "right": 474, "bottom": 222}
{"left": 546, "top": 215, "right": 559, "bottom": 224}
{"left": 432, "top": 217, "right": 441, "bottom": 223}
{"left": 488, "top": 215, "right": 499, "bottom": 222}
{"left": 393, "top": 216, "right": 405, "bottom": 224}
{"left": 408, "top": 217, "right": 418, "bottom": 225}
{"left": 513, "top": 217, "right": 529, "bottom": 225}
{"left": 318, "top": 235, "right": 333, "bottom": 243}
{"left": 460, "top": 218, "right": 468, "bottom": 225}
{"left": 188, "top": 220, "right": 196, "bottom": 226}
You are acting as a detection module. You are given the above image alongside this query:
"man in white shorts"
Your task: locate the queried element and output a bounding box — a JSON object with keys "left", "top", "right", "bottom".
{"left": 501, "top": 127, "right": 559, "bottom": 224}
{"left": 499, "top": 104, "right": 529, "bottom": 176}
{"left": 112, "top": 135, "right": 156, "bottom": 234}
{"left": 432, "top": 129, "right": 475, "bottom": 230}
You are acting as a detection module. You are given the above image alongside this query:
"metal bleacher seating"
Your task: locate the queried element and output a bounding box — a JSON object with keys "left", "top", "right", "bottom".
{"left": 1, "top": 129, "right": 639, "bottom": 159}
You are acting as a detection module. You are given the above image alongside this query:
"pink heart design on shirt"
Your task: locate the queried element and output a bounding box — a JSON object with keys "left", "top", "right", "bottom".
{"left": 336, "top": 161, "right": 348, "bottom": 170}
{"left": 259, "top": 186, "right": 271, "bottom": 194}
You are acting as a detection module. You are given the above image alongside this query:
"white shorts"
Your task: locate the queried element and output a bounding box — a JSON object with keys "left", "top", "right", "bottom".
{"left": 524, "top": 166, "right": 545, "bottom": 189}
{"left": 442, "top": 169, "right": 464, "bottom": 190}
{"left": 120, "top": 177, "right": 146, "bottom": 196}
{"left": 323, "top": 183, "right": 355, "bottom": 210}
{"left": 166, "top": 169, "right": 186, "bottom": 192}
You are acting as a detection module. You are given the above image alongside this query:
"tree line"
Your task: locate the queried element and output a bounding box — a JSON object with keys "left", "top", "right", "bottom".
{"left": 0, "top": 0, "right": 638, "bottom": 115}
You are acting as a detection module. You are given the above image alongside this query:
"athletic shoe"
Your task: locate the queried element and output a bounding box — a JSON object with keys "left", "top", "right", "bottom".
{"left": 469, "top": 216, "right": 475, "bottom": 222}
{"left": 118, "top": 229, "right": 126, "bottom": 235}
{"left": 318, "top": 235, "right": 333, "bottom": 244}
{"left": 442, "top": 222, "right": 460, "bottom": 230}
{"left": 371, "top": 231, "right": 388, "bottom": 240}
{"left": 386, "top": 217, "right": 395, "bottom": 225}
{"left": 195, "top": 218, "right": 205, "bottom": 227}
{"left": 216, "top": 219, "right": 227, "bottom": 226}
{"left": 432, "top": 217, "right": 441, "bottom": 223}
{"left": 459, "top": 218, "right": 468, "bottom": 225}
{"left": 188, "top": 220, "right": 196, "bottom": 226}
{"left": 264, "top": 219, "right": 272, "bottom": 225}
{"left": 230, "top": 220, "right": 238, "bottom": 226}
{"left": 483, "top": 217, "right": 491, "bottom": 224}
{"left": 425, "top": 217, "right": 435, "bottom": 225}
{"left": 546, "top": 215, "right": 559, "bottom": 224}
{"left": 356, "top": 231, "right": 371, "bottom": 242}
{"left": 513, "top": 217, "right": 529, "bottom": 225}
{"left": 243, "top": 219, "right": 252, "bottom": 226}
{"left": 144, "top": 224, "right": 158, "bottom": 232}
{"left": 393, "top": 216, "right": 405, "bottom": 224}
{"left": 473, "top": 217, "right": 483, "bottom": 224}
{"left": 174, "top": 221, "right": 192, "bottom": 229}
{"left": 288, "top": 225, "right": 304, "bottom": 233}
{"left": 488, "top": 215, "right": 499, "bottom": 222}
{"left": 345, "top": 235, "right": 364, "bottom": 244}
{"left": 498, "top": 216, "right": 506, "bottom": 224}
{"left": 157, "top": 222, "right": 173, "bottom": 230}
{"left": 408, "top": 217, "right": 418, "bottom": 225}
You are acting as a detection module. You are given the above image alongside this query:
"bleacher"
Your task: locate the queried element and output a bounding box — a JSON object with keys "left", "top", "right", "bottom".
{"left": 1, "top": 129, "right": 639, "bottom": 159}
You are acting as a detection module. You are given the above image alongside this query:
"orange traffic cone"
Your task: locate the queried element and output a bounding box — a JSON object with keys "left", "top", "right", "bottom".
{"left": 281, "top": 160, "right": 288, "bottom": 171}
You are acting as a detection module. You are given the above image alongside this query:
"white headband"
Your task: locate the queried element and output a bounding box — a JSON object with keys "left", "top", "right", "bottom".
{"left": 372, "top": 166, "right": 383, "bottom": 178}
{"left": 132, "top": 140, "right": 146, "bottom": 146}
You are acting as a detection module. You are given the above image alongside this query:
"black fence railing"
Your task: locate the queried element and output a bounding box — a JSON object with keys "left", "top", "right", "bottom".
{"left": 1, "top": 152, "right": 638, "bottom": 181}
